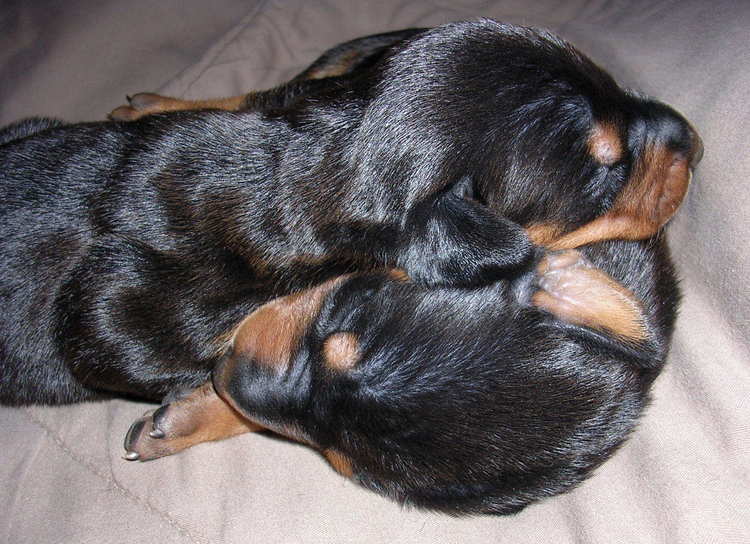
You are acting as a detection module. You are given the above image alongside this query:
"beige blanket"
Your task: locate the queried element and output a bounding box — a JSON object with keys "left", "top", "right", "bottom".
{"left": 1, "top": 1, "right": 748, "bottom": 542}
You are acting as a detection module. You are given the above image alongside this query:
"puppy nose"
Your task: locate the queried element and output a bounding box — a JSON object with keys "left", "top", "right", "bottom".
{"left": 687, "top": 123, "right": 704, "bottom": 169}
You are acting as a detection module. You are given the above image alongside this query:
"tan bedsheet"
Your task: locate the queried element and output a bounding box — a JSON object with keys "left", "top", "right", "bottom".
{"left": 1, "top": 1, "right": 748, "bottom": 542}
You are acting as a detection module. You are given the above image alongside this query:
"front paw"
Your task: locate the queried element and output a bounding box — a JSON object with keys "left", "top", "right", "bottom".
{"left": 400, "top": 195, "right": 533, "bottom": 287}
{"left": 123, "top": 381, "right": 260, "bottom": 462}
{"left": 532, "top": 250, "right": 647, "bottom": 341}
{"left": 123, "top": 403, "right": 195, "bottom": 461}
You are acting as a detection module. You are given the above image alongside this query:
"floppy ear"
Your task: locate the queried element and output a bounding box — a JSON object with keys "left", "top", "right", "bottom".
{"left": 399, "top": 176, "right": 533, "bottom": 287}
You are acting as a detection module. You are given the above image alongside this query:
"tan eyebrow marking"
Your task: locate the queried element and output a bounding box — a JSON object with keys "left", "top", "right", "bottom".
{"left": 589, "top": 122, "right": 623, "bottom": 165}
{"left": 322, "top": 332, "right": 361, "bottom": 371}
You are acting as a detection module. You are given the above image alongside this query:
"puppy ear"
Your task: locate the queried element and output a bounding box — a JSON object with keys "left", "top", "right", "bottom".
{"left": 399, "top": 177, "right": 533, "bottom": 287}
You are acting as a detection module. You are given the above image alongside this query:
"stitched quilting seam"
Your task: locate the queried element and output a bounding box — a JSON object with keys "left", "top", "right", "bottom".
{"left": 22, "top": 408, "right": 208, "bottom": 544}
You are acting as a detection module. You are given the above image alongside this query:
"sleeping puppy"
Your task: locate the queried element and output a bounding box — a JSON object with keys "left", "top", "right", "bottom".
{"left": 0, "top": 20, "right": 700, "bottom": 411}
{"left": 110, "top": 21, "right": 702, "bottom": 255}
{"left": 116, "top": 27, "right": 696, "bottom": 514}
{"left": 123, "top": 239, "right": 678, "bottom": 515}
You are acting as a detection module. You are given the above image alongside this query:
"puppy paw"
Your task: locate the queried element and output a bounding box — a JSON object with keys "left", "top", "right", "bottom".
{"left": 123, "top": 382, "right": 259, "bottom": 462}
{"left": 533, "top": 250, "right": 647, "bottom": 341}
{"left": 535, "top": 248, "right": 589, "bottom": 279}
{"left": 108, "top": 92, "right": 174, "bottom": 121}
{"left": 123, "top": 402, "right": 196, "bottom": 461}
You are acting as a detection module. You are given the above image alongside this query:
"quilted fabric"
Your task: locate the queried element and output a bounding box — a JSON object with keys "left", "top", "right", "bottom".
{"left": 1, "top": 1, "right": 748, "bottom": 542}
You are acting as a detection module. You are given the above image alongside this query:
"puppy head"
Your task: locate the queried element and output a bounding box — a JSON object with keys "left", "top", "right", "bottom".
{"left": 362, "top": 20, "right": 702, "bottom": 246}
{"left": 213, "top": 272, "right": 644, "bottom": 515}
{"left": 526, "top": 97, "right": 703, "bottom": 249}
{"left": 212, "top": 272, "right": 401, "bottom": 444}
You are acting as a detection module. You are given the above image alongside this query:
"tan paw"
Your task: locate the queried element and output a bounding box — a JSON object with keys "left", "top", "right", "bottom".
{"left": 123, "top": 402, "right": 196, "bottom": 461}
{"left": 533, "top": 250, "right": 647, "bottom": 341}
{"left": 123, "top": 382, "right": 260, "bottom": 461}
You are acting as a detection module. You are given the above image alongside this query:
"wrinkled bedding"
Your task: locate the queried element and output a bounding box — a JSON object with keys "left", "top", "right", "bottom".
{"left": 1, "top": 1, "right": 748, "bottom": 542}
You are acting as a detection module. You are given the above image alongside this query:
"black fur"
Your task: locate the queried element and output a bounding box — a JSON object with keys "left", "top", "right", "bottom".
{"left": 0, "top": 20, "right": 695, "bottom": 410}
{"left": 217, "top": 237, "right": 679, "bottom": 515}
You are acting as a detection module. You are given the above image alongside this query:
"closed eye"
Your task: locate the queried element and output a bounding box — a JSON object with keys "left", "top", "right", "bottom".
{"left": 584, "top": 162, "right": 629, "bottom": 215}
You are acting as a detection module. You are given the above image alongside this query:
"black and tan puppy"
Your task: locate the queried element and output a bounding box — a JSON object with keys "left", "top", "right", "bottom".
{"left": 123, "top": 239, "right": 678, "bottom": 515}
{"left": 0, "top": 20, "right": 699, "bottom": 418}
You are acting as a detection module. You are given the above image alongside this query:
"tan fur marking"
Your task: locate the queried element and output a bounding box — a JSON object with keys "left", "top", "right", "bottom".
{"left": 229, "top": 276, "right": 351, "bottom": 370}
{"left": 533, "top": 251, "right": 647, "bottom": 341}
{"left": 136, "top": 94, "right": 247, "bottom": 113}
{"left": 323, "top": 332, "right": 361, "bottom": 371}
{"left": 387, "top": 268, "right": 411, "bottom": 282}
{"left": 231, "top": 301, "right": 304, "bottom": 370}
{"left": 213, "top": 277, "right": 349, "bottom": 401}
{"left": 589, "top": 122, "right": 623, "bottom": 165}
{"left": 547, "top": 144, "right": 690, "bottom": 250}
{"left": 167, "top": 382, "right": 262, "bottom": 445}
{"left": 187, "top": 95, "right": 248, "bottom": 111}
{"left": 305, "top": 50, "right": 361, "bottom": 80}
{"left": 126, "top": 382, "right": 262, "bottom": 460}
{"left": 109, "top": 93, "right": 248, "bottom": 121}
{"left": 526, "top": 223, "right": 564, "bottom": 246}
{"left": 324, "top": 449, "right": 354, "bottom": 477}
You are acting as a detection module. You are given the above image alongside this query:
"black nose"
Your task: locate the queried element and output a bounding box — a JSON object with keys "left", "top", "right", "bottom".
{"left": 639, "top": 98, "right": 704, "bottom": 169}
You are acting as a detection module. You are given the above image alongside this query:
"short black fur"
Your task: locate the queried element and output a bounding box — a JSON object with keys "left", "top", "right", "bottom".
{"left": 217, "top": 237, "right": 679, "bottom": 515}
{"left": 0, "top": 20, "right": 696, "bottom": 412}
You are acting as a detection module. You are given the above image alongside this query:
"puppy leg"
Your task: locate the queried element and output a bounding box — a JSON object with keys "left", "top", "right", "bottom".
{"left": 109, "top": 29, "right": 424, "bottom": 121}
{"left": 123, "top": 381, "right": 261, "bottom": 461}
{"left": 532, "top": 250, "right": 647, "bottom": 342}
{"left": 109, "top": 93, "right": 248, "bottom": 121}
